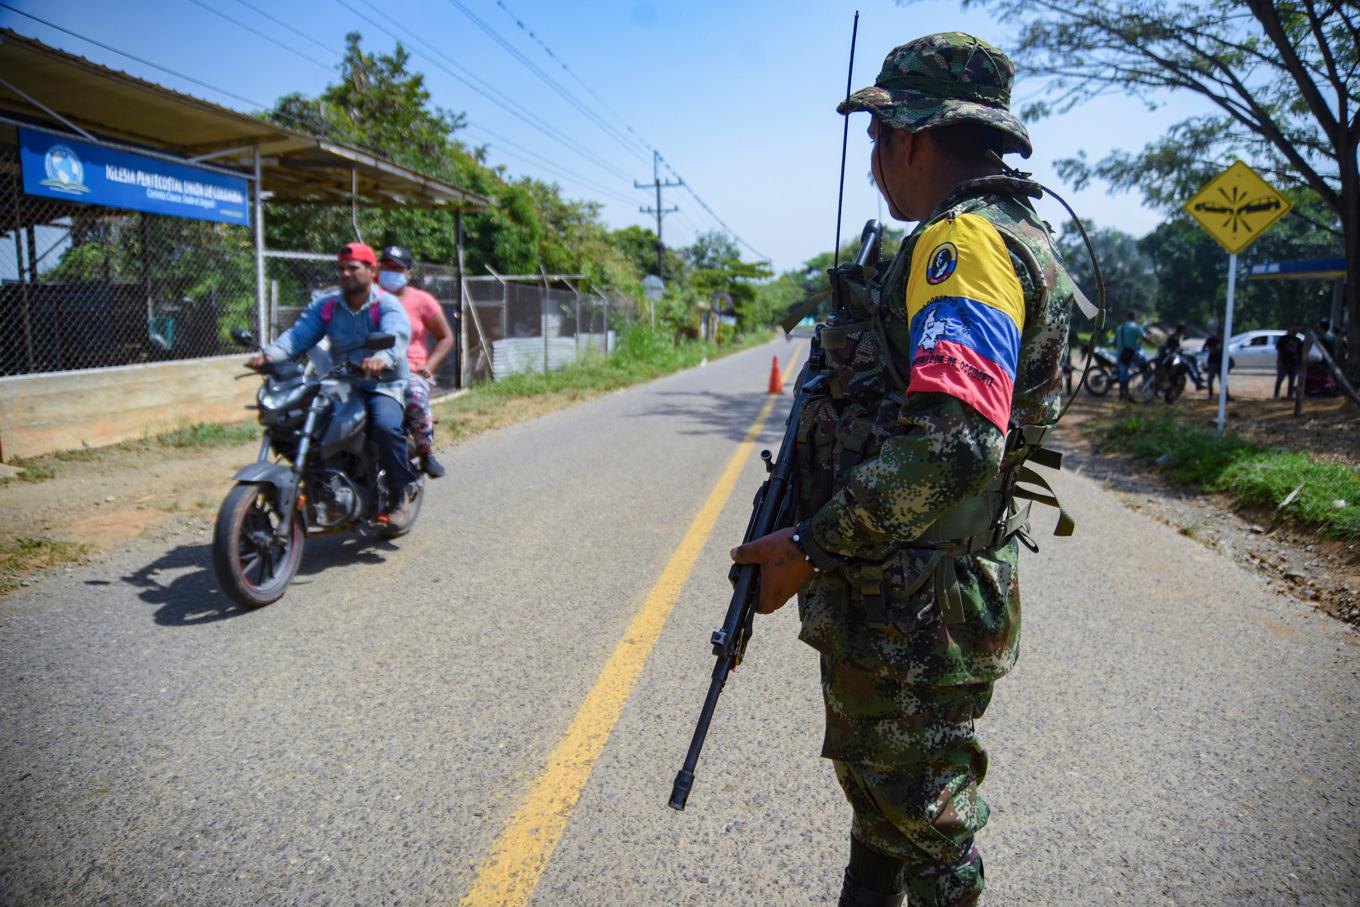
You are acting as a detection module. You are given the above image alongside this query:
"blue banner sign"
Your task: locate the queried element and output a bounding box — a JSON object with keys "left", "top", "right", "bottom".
{"left": 18, "top": 126, "right": 251, "bottom": 226}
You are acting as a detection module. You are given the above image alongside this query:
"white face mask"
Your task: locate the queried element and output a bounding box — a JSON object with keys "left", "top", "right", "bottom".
{"left": 379, "top": 270, "right": 409, "bottom": 292}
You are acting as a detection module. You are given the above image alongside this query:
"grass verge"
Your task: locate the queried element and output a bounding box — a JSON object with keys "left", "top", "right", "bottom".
{"left": 433, "top": 325, "right": 775, "bottom": 439}
{"left": 1085, "top": 409, "right": 1360, "bottom": 539}
{"left": 0, "top": 537, "right": 91, "bottom": 595}
{"left": 2, "top": 420, "right": 263, "bottom": 486}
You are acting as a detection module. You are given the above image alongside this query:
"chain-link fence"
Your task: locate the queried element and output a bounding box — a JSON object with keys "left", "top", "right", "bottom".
{"left": 463, "top": 274, "right": 631, "bottom": 381}
{"left": 1, "top": 145, "right": 258, "bottom": 376}
{"left": 267, "top": 252, "right": 465, "bottom": 392}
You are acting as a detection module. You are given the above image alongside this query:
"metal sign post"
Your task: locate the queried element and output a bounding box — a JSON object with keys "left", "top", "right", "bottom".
{"left": 1217, "top": 253, "right": 1237, "bottom": 433}
{"left": 1184, "top": 161, "right": 1291, "bottom": 434}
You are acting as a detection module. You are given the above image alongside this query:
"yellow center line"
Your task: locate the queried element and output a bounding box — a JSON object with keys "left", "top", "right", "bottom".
{"left": 460, "top": 346, "right": 801, "bottom": 906}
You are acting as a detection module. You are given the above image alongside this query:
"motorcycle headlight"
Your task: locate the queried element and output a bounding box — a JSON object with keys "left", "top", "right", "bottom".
{"left": 259, "top": 384, "right": 306, "bottom": 411}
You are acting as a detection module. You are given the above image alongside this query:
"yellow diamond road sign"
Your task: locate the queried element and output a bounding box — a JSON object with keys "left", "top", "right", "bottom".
{"left": 1184, "top": 161, "right": 1291, "bottom": 254}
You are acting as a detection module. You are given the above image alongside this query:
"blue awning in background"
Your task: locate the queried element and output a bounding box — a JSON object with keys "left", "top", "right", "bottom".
{"left": 1246, "top": 257, "right": 1345, "bottom": 280}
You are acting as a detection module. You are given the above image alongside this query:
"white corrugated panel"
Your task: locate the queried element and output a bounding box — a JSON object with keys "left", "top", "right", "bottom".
{"left": 490, "top": 334, "right": 615, "bottom": 379}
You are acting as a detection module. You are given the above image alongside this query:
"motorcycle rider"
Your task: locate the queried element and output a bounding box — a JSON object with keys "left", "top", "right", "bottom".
{"left": 377, "top": 245, "right": 454, "bottom": 479}
{"left": 1158, "top": 322, "right": 1203, "bottom": 390}
{"left": 245, "top": 242, "right": 419, "bottom": 527}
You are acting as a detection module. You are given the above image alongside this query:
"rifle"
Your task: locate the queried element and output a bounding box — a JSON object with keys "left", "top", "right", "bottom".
{"left": 667, "top": 357, "right": 817, "bottom": 811}
{"left": 667, "top": 219, "right": 882, "bottom": 812}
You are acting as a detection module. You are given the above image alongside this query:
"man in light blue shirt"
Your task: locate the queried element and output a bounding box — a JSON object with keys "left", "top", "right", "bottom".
{"left": 1112, "top": 310, "right": 1146, "bottom": 400}
{"left": 247, "top": 242, "right": 418, "bottom": 525}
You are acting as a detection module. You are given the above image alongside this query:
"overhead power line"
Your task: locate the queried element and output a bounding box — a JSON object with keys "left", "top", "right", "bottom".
{"left": 465, "top": 124, "right": 640, "bottom": 207}
{"left": 330, "top": 0, "right": 634, "bottom": 185}
{"left": 494, "top": 0, "right": 655, "bottom": 158}
{"left": 0, "top": 2, "right": 271, "bottom": 110}
{"left": 181, "top": 0, "right": 334, "bottom": 72}
{"left": 658, "top": 154, "right": 770, "bottom": 263}
{"left": 443, "top": 0, "right": 649, "bottom": 166}
{"left": 488, "top": 1, "right": 770, "bottom": 263}
{"left": 230, "top": 0, "right": 343, "bottom": 61}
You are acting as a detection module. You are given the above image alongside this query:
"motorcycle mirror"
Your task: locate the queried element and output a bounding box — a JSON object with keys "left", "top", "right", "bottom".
{"left": 231, "top": 327, "right": 256, "bottom": 347}
{"left": 365, "top": 332, "right": 396, "bottom": 351}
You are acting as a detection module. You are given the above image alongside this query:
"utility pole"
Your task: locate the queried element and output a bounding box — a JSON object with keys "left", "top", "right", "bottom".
{"left": 635, "top": 150, "right": 679, "bottom": 278}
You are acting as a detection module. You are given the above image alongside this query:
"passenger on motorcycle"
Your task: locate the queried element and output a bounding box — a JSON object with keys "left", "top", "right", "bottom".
{"left": 245, "top": 242, "right": 419, "bottom": 527}
{"left": 378, "top": 245, "right": 454, "bottom": 480}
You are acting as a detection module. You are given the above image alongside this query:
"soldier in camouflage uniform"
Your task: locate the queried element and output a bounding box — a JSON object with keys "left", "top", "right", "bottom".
{"left": 732, "top": 32, "right": 1080, "bottom": 907}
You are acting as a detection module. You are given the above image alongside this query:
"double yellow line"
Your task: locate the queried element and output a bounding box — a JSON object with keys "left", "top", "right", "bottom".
{"left": 461, "top": 350, "right": 801, "bottom": 906}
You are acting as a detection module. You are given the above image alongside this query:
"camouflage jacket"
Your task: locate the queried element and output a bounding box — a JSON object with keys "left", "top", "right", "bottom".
{"left": 796, "top": 178, "right": 1076, "bottom": 686}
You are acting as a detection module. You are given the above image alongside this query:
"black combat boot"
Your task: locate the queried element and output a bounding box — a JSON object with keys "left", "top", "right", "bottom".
{"left": 837, "top": 868, "right": 906, "bottom": 906}
{"left": 422, "top": 452, "right": 446, "bottom": 478}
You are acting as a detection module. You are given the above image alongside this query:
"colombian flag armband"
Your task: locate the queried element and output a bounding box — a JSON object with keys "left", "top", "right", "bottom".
{"left": 904, "top": 213, "right": 1025, "bottom": 433}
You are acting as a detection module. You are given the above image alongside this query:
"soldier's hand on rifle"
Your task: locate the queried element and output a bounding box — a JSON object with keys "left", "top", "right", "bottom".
{"left": 731, "top": 527, "right": 816, "bottom": 614}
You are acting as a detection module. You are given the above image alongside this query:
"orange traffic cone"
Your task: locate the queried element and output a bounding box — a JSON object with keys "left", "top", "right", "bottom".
{"left": 768, "top": 356, "right": 783, "bottom": 394}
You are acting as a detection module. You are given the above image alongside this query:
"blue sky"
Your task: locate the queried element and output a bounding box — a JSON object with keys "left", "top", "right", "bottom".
{"left": 0, "top": 0, "right": 1212, "bottom": 272}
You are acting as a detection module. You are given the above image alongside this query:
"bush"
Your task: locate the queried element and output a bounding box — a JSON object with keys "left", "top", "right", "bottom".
{"left": 1090, "top": 410, "right": 1360, "bottom": 538}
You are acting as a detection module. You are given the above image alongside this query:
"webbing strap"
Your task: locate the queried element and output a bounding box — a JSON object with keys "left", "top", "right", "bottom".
{"left": 935, "top": 557, "right": 966, "bottom": 625}
{"left": 1014, "top": 465, "right": 1074, "bottom": 536}
{"left": 780, "top": 285, "right": 832, "bottom": 334}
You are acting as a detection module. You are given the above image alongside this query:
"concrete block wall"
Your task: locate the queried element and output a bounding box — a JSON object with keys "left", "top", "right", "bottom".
{"left": 0, "top": 356, "right": 257, "bottom": 461}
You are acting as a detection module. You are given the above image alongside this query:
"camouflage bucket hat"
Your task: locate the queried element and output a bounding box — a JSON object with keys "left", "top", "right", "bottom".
{"left": 837, "top": 32, "right": 1032, "bottom": 158}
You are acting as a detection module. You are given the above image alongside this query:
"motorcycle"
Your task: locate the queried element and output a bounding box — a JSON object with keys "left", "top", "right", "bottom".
{"left": 1132, "top": 343, "right": 1196, "bottom": 404}
{"left": 213, "top": 328, "right": 426, "bottom": 608}
{"left": 1082, "top": 345, "right": 1119, "bottom": 397}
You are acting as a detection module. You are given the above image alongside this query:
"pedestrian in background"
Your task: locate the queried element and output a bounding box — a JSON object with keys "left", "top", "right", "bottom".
{"left": 1275, "top": 323, "right": 1302, "bottom": 399}
{"left": 1113, "top": 311, "right": 1146, "bottom": 400}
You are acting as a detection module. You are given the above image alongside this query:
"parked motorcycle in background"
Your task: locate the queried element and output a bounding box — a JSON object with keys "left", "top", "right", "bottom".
{"left": 1082, "top": 345, "right": 1119, "bottom": 397}
{"left": 1132, "top": 341, "right": 1198, "bottom": 404}
{"left": 212, "top": 328, "right": 426, "bottom": 608}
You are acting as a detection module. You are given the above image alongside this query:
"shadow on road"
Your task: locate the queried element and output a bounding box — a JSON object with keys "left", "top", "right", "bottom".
{"left": 641, "top": 390, "right": 789, "bottom": 444}
{"left": 106, "top": 533, "right": 400, "bottom": 626}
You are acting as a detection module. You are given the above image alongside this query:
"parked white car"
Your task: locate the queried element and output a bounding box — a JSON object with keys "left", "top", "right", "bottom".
{"left": 1197, "top": 330, "right": 1324, "bottom": 373}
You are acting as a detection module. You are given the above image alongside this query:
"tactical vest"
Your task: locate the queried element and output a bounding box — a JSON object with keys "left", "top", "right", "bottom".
{"left": 794, "top": 178, "right": 1079, "bottom": 619}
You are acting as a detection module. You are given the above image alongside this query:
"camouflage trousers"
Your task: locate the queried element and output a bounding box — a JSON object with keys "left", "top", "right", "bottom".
{"left": 822, "top": 657, "right": 994, "bottom": 907}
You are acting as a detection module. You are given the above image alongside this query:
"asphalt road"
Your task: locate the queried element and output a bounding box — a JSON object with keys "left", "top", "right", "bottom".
{"left": 2, "top": 339, "right": 1356, "bottom": 906}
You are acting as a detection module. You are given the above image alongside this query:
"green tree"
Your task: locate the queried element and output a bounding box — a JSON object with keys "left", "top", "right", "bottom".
{"left": 1056, "top": 224, "right": 1156, "bottom": 324}
{"left": 921, "top": 1, "right": 1358, "bottom": 374}
{"left": 264, "top": 34, "right": 628, "bottom": 283}
{"left": 685, "top": 231, "right": 774, "bottom": 328}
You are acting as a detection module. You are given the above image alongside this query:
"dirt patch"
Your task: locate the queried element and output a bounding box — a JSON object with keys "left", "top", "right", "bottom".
{"left": 1055, "top": 390, "right": 1360, "bottom": 627}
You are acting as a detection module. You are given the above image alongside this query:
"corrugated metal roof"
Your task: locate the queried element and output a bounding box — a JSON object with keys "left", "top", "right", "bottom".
{"left": 0, "top": 29, "right": 489, "bottom": 211}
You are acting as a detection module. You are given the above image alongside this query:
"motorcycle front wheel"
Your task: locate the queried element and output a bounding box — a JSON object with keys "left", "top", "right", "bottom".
{"left": 213, "top": 482, "right": 305, "bottom": 608}
{"left": 1130, "top": 370, "right": 1159, "bottom": 404}
{"left": 1086, "top": 366, "right": 1111, "bottom": 397}
{"left": 1165, "top": 372, "right": 1187, "bottom": 404}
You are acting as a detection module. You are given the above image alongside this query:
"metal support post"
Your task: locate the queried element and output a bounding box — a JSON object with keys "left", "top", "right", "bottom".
{"left": 253, "top": 147, "right": 267, "bottom": 343}
{"left": 1216, "top": 253, "right": 1237, "bottom": 435}
{"left": 456, "top": 211, "right": 466, "bottom": 388}
{"left": 540, "top": 266, "right": 550, "bottom": 373}
{"left": 12, "top": 185, "right": 34, "bottom": 372}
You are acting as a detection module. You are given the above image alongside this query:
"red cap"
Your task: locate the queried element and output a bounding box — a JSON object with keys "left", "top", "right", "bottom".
{"left": 338, "top": 242, "right": 377, "bottom": 266}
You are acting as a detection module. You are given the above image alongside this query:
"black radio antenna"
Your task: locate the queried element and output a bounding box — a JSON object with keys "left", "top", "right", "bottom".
{"left": 833, "top": 10, "right": 860, "bottom": 270}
